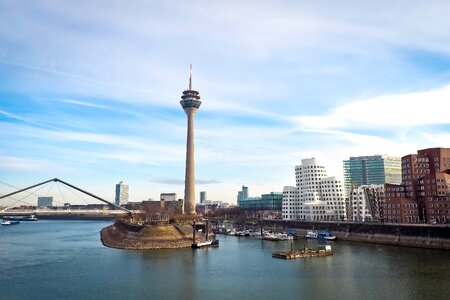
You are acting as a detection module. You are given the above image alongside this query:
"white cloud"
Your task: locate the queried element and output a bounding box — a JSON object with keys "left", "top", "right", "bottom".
{"left": 0, "top": 155, "right": 66, "bottom": 171}
{"left": 292, "top": 84, "right": 450, "bottom": 130}
{"left": 55, "top": 98, "right": 110, "bottom": 109}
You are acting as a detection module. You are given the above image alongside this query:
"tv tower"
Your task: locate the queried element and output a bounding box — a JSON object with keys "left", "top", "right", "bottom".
{"left": 180, "top": 64, "right": 201, "bottom": 214}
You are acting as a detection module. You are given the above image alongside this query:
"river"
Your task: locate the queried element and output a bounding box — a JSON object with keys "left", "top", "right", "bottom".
{"left": 1, "top": 220, "right": 449, "bottom": 300}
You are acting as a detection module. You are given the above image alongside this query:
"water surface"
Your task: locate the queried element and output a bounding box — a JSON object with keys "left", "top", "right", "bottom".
{"left": 1, "top": 220, "right": 449, "bottom": 300}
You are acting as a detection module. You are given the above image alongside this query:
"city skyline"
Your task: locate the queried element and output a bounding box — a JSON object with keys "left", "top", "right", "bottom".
{"left": 1, "top": 1, "right": 450, "bottom": 204}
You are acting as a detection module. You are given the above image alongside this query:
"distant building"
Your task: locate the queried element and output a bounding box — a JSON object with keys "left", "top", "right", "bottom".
{"left": 200, "top": 191, "right": 207, "bottom": 204}
{"left": 160, "top": 193, "right": 177, "bottom": 202}
{"left": 237, "top": 187, "right": 283, "bottom": 210}
{"left": 343, "top": 155, "right": 401, "bottom": 197}
{"left": 115, "top": 181, "right": 129, "bottom": 206}
{"left": 237, "top": 185, "right": 249, "bottom": 202}
{"left": 37, "top": 196, "right": 53, "bottom": 207}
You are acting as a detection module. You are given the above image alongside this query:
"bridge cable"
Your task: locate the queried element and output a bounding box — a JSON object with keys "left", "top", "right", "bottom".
{"left": 3, "top": 182, "right": 52, "bottom": 210}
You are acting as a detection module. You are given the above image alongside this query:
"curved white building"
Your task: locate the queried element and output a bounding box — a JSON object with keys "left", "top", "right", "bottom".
{"left": 320, "top": 176, "right": 346, "bottom": 221}
{"left": 282, "top": 186, "right": 298, "bottom": 220}
{"left": 282, "top": 158, "right": 347, "bottom": 221}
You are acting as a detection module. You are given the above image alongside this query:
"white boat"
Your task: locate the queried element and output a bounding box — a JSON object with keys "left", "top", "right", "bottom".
{"left": 3, "top": 214, "right": 38, "bottom": 221}
{"left": 262, "top": 232, "right": 293, "bottom": 241}
{"left": 305, "top": 230, "right": 318, "bottom": 239}
{"left": 2, "top": 219, "right": 20, "bottom": 226}
{"left": 192, "top": 239, "right": 219, "bottom": 248}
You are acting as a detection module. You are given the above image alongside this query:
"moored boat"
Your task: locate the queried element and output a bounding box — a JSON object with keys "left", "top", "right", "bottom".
{"left": 305, "top": 230, "right": 336, "bottom": 240}
{"left": 317, "top": 231, "right": 336, "bottom": 240}
{"left": 3, "top": 215, "right": 38, "bottom": 221}
{"left": 2, "top": 219, "right": 20, "bottom": 226}
{"left": 262, "top": 232, "right": 293, "bottom": 241}
{"left": 192, "top": 239, "right": 219, "bottom": 248}
{"left": 305, "top": 230, "right": 318, "bottom": 239}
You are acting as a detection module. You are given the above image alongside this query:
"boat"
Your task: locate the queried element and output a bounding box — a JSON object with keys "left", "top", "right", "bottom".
{"left": 191, "top": 239, "right": 219, "bottom": 248}
{"left": 2, "top": 219, "right": 20, "bottom": 226}
{"left": 192, "top": 219, "right": 219, "bottom": 248}
{"left": 3, "top": 215, "right": 38, "bottom": 221}
{"left": 305, "top": 230, "right": 318, "bottom": 239}
{"left": 273, "top": 245, "right": 333, "bottom": 259}
{"left": 317, "top": 231, "right": 336, "bottom": 240}
{"left": 262, "top": 232, "right": 293, "bottom": 241}
{"left": 305, "top": 230, "right": 336, "bottom": 240}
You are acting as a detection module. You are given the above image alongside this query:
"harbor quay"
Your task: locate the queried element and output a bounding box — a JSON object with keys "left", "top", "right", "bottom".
{"left": 0, "top": 208, "right": 127, "bottom": 220}
{"left": 212, "top": 218, "right": 450, "bottom": 250}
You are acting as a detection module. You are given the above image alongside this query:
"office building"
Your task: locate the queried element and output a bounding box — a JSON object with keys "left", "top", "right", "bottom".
{"left": 115, "top": 181, "right": 129, "bottom": 206}
{"left": 37, "top": 196, "right": 53, "bottom": 207}
{"left": 343, "top": 155, "right": 401, "bottom": 196}
{"left": 238, "top": 192, "right": 283, "bottom": 210}
{"left": 200, "top": 191, "right": 207, "bottom": 204}
{"left": 237, "top": 185, "right": 249, "bottom": 202}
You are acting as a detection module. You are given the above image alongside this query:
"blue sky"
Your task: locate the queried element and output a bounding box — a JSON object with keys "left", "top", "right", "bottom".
{"left": 1, "top": 0, "right": 450, "bottom": 205}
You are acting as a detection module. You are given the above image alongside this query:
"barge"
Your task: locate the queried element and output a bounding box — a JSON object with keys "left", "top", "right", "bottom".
{"left": 272, "top": 245, "right": 333, "bottom": 259}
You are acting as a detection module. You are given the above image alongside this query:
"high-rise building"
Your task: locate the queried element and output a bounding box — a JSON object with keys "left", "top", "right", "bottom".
{"left": 200, "top": 191, "right": 207, "bottom": 204}
{"left": 343, "top": 155, "right": 401, "bottom": 196}
{"left": 283, "top": 158, "right": 346, "bottom": 221}
{"left": 115, "top": 181, "right": 129, "bottom": 206}
{"left": 37, "top": 196, "right": 53, "bottom": 207}
{"left": 237, "top": 185, "right": 248, "bottom": 202}
{"left": 180, "top": 65, "right": 201, "bottom": 215}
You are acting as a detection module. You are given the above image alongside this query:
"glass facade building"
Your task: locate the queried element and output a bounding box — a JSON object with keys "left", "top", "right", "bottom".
{"left": 343, "top": 155, "right": 401, "bottom": 196}
{"left": 238, "top": 192, "right": 283, "bottom": 210}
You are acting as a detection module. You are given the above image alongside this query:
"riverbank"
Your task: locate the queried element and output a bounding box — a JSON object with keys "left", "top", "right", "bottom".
{"left": 222, "top": 219, "right": 450, "bottom": 250}
{"left": 334, "top": 232, "right": 450, "bottom": 250}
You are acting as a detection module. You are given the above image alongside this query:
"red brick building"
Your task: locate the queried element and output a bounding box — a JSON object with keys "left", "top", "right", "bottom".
{"left": 415, "top": 148, "right": 450, "bottom": 223}
{"left": 384, "top": 148, "right": 450, "bottom": 224}
{"left": 383, "top": 196, "right": 419, "bottom": 224}
{"left": 384, "top": 184, "right": 419, "bottom": 223}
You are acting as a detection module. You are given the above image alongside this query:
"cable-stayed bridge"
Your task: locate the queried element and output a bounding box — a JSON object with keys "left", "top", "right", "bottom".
{"left": 0, "top": 178, "right": 136, "bottom": 219}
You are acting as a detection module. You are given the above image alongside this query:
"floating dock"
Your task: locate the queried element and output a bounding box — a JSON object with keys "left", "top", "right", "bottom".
{"left": 272, "top": 245, "right": 333, "bottom": 259}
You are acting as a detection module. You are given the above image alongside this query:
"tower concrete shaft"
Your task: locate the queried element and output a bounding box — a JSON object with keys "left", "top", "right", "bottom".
{"left": 184, "top": 107, "right": 197, "bottom": 214}
{"left": 180, "top": 65, "right": 201, "bottom": 214}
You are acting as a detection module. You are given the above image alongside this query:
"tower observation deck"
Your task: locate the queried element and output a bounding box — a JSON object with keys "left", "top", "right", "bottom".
{"left": 180, "top": 65, "right": 201, "bottom": 214}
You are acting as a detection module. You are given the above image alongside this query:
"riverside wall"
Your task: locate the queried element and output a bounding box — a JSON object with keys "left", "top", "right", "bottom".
{"left": 260, "top": 220, "right": 450, "bottom": 250}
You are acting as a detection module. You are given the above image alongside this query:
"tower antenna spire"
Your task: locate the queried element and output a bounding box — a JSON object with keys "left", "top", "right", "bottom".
{"left": 189, "top": 64, "right": 192, "bottom": 90}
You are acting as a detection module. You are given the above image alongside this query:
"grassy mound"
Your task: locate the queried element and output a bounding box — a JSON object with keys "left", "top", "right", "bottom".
{"left": 100, "top": 223, "right": 199, "bottom": 250}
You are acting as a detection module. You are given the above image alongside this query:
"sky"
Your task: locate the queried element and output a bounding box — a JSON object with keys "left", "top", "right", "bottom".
{"left": 1, "top": 0, "right": 450, "bottom": 205}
